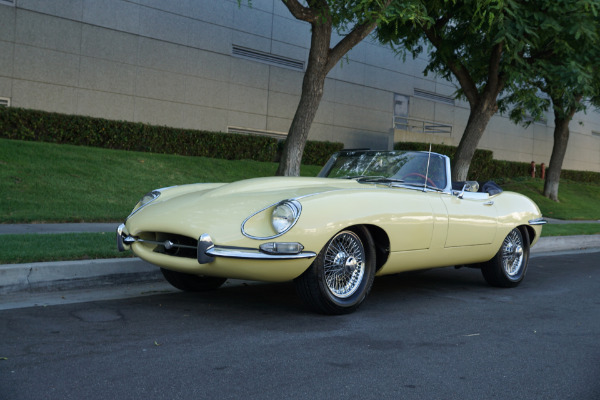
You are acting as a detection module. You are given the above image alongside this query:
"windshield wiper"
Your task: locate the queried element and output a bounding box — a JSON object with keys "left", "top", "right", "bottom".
{"left": 356, "top": 177, "right": 404, "bottom": 184}
{"left": 339, "top": 175, "right": 386, "bottom": 180}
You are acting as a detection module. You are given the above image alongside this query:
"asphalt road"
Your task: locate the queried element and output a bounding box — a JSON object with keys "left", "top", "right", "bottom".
{"left": 1, "top": 251, "right": 599, "bottom": 400}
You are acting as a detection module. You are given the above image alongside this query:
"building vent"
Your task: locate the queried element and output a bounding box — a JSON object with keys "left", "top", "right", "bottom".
{"left": 592, "top": 131, "right": 600, "bottom": 137}
{"left": 414, "top": 89, "right": 455, "bottom": 105}
{"left": 232, "top": 45, "right": 304, "bottom": 71}
{"left": 0, "top": 0, "right": 15, "bottom": 6}
{"left": 227, "top": 126, "right": 287, "bottom": 139}
{"left": 0, "top": 97, "right": 10, "bottom": 107}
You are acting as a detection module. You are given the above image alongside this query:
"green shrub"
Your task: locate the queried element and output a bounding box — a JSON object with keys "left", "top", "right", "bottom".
{"left": 0, "top": 107, "right": 341, "bottom": 166}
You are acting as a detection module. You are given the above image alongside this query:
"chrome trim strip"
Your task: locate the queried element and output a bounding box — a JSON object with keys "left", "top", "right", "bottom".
{"left": 206, "top": 247, "right": 316, "bottom": 261}
{"left": 529, "top": 218, "right": 548, "bottom": 225}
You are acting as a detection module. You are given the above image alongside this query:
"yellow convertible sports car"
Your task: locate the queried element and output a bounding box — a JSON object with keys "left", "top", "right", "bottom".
{"left": 117, "top": 150, "right": 546, "bottom": 314}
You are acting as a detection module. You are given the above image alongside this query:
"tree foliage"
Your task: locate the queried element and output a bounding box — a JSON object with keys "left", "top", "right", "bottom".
{"left": 500, "top": 0, "right": 600, "bottom": 201}
{"left": 377, "top": 0, "right": 597, "bottom": 182}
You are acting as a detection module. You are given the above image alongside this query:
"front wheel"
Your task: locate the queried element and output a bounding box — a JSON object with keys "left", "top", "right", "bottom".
{"left": 481, "top": 228, "right": 530, "bottom": 288}
{"left": 161, "top": 268, "right": 227, "bottom": 292}
{"left": 294, "top": 227, "right": 376, "bottom": 315}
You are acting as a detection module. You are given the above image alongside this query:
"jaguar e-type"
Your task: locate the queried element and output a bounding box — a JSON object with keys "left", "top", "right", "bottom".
{"left": 117, "top": 150, "right": 546, "bottom": 314}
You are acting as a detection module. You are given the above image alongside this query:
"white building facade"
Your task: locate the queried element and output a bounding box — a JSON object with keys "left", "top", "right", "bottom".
{"left": 1, "top": 0, "right": 599, "bottom": 172}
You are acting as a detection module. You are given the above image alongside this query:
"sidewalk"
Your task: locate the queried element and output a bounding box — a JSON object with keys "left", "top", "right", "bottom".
{"left": 1, "top": 223, "right": 599, "bottom": 296}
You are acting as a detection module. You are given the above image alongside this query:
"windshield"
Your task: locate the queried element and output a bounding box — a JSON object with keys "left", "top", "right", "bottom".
{"left": 319, "top": 150, "right": 448, "bottom": 190}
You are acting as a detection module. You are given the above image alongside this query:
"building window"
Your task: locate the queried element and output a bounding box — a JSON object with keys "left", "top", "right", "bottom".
{"left": 393, "top": 93, "right": 409, "bottom": 129}
{"left": 0, "top": 97, "right": 10, "bottom": 107}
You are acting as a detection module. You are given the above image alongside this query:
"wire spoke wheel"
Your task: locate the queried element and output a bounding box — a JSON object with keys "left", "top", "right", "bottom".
{"left": 323, "top": 231, "right": 366, "bottom": 298}
{"left": 481, "top": 228, "right": 530, "bottom": 288}
{"left": 294, "top": 227, "right": 376, "bottom": 315}
{"left": 501, "top": 229, "right": 524, "bottom": 278}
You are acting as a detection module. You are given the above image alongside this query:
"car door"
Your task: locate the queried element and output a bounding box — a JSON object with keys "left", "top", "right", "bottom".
{"left": 441, "top": 193, "right": 498, "bottom": 247}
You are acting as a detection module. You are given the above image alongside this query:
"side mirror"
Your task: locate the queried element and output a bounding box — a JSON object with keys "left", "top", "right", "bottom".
{"left": 458, "top": 181, "right": 479, "bottom": 199}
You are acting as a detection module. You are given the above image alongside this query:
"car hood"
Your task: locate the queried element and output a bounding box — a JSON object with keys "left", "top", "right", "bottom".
{"left": 126, "top": 177, "right": 362, "bottom": 241}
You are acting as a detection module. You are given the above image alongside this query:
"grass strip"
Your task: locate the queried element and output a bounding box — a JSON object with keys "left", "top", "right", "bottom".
{"left": 541, "top": 224, "right": 600, "bottom": 237}
{"left": 0, "top": 232, "right": 133, "bottom": 264}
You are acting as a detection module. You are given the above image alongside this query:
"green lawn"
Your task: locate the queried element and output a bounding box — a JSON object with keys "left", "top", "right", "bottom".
{"left": 501, "top": 177, "right": 600, "bottom": 220}
{"left": 1, "top": 139, "right": 321, "bottom": 223}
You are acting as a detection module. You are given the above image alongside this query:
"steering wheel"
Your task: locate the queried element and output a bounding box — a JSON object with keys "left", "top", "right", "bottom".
{"left": 400, "top": 172, "right": 437, "bottom": 188}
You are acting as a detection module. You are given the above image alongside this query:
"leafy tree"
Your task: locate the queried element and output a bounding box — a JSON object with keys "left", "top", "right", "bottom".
{"left": 275, "top": 0, "right": 396, "bottom": 176}
{"left": 501, "top": 0, "right": 600, "bottom": 201}
{"left": 377, "top": 0, "right": 573, "bottom": 181}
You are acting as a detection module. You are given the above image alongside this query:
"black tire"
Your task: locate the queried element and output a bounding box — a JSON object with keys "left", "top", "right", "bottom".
{"left": 294, "top": 226, "right": 376, "bottom": 315}
{"left": 481, "top": 228, "right": 530, "bottom": 288}
{"left": 161, "top": 268, "right": 227, "bottom": 292}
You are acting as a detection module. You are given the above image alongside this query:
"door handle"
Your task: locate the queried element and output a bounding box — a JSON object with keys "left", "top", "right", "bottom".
{"left": 484, "top": 201, "right": 494, "bottom": 206}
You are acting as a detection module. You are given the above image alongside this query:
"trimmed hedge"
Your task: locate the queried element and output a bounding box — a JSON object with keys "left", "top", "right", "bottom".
{"left": 0, "top": 107, "right": 343, "bottom": 166}
{"left": 394, "top": 142, "right": 600, "bottom": 184}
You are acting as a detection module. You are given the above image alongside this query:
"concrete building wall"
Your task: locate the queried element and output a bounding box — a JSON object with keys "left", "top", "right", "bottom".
{"left": 0, "top": 0, "right": 599, "bottom": 172}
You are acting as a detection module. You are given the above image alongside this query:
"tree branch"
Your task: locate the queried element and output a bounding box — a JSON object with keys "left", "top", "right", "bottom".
{"left": 281, "top": 0, "right": 317, "bottom": 23}
{"left": 423, "top": 25, "right": 479, "bottom": 107}
{"left": 325, "top": 0, "right": 392, "bottom": 72}
{"left": 485, "top": 42, "right": 505, "bottom": 96}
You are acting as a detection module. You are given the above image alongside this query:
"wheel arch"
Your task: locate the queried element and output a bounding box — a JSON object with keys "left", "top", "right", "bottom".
{"left": 345, "top": 224, "right": 390, "bottom": 273}
{"left": 520, "top": 224, "right": 535, "bottom": 246}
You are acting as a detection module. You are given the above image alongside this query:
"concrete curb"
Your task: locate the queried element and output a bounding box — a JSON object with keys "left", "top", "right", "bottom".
{"left": 1, "top": 236, "right": 599, "bottom": 295}
{"left": 531, "top": 235, "right": 600, "bottom": 254}
{"left": 0, "top": 258, "right": 161, "bottom": 295}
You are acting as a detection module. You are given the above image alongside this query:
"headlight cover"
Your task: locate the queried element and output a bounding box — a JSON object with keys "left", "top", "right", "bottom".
{"left": 242, "top": 199, "right": 302, "bottom": 240}
{"left": 126, "top": 190, "right": 161, "bottom": 220}
{"left": 272, "top": 200, "right": 301, "bottom": 234}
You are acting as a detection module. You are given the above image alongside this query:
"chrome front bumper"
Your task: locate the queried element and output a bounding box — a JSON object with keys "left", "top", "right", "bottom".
{"left": 116, "top": 224, "right": 316, "bottom": 264}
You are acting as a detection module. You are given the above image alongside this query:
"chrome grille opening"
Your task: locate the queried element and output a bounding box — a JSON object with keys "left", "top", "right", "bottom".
{"left": 145, "top": 232, "right": 198, "bottom": 259}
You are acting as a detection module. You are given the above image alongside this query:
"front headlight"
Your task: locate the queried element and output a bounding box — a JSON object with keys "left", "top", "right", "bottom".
{"left": 127, "top": 190, "right": 161, "bottom": 220}
{"left": 271, "top": 200, "right": 301, "bottom": 234}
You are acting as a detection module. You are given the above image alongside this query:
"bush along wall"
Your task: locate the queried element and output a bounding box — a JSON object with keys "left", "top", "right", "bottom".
{"left": 394, "top": 141, "right": 600, "bottom": 184}
{"left": 0, "top": 107, "right": 343, "bottom": 166}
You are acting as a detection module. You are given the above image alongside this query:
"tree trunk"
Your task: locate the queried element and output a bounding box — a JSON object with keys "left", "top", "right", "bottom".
{"left": 276, "top": 18, "right": 330, "bottom": 176}
{"left": 451, "top": 101, "right": 497, "bottom": 181}
{"left": 275, "top": 63, "right": 327, "bottom": 176}
{"left": 543, "top": 110, "right": 572, "bottom": 202}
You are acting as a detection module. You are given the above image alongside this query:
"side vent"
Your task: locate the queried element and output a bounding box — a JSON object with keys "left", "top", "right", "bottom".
{"left": 232, "top": 45, "right": 304, "bottom": 71}
{"left": 0, "top": 0, "right": 15, "bottom": 6}
{"left": 414, "top": 89, "right": 455, "bottom": 105}
{"left": 0, "top": 97, "right": 10, "bottom": 107}
{"left": 227, "top": 126, "right": 287, "bottom": 139}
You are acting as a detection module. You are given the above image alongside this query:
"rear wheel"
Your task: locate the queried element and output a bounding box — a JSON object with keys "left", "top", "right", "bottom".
{"left": 294, "top": 227, "right": 376, "bottom": 315}
{"left": 161, "top": 268, "right": 226, "bottom": 292}
{"left": 481, "top": 228, "right": 530, "bottom": 288}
